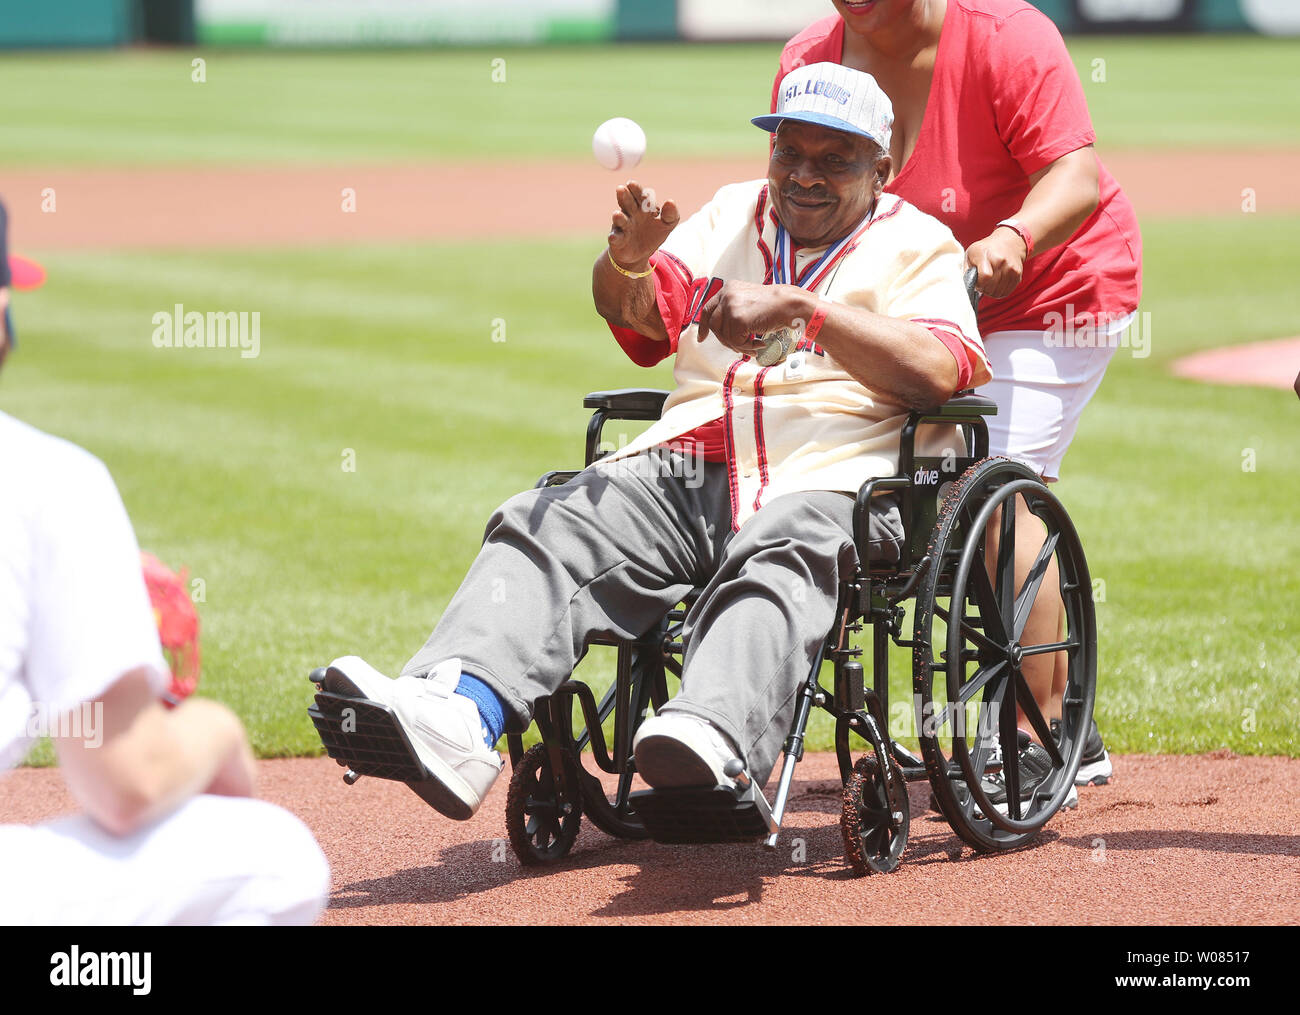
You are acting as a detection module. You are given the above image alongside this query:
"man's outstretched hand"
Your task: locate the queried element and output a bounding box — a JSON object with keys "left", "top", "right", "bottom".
{"left": 607, "top": 181, "right": 679, "bottom": 272}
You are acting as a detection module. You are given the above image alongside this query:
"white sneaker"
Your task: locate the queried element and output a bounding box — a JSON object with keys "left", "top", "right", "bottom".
{"left": 324, "top": 655, "right": 503, "bottom": 820}
{"left": 632, "top": 714, "right": 742, "bottom": 789}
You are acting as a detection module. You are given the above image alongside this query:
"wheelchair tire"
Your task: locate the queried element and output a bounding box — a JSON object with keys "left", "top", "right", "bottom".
{"left": 912, "top": 457, "right": 1096, "bottom": 854}
{"left": 506, "top": 744, "right": 583, "bottom": 865}
{"left": 841, "top": 755, "right": 910, "bottom": 875}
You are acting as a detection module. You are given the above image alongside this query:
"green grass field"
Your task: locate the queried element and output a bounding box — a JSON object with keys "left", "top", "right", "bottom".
{"left": 0, "top": 37, "right": 1298, "bottom": 166}
{"left": 3, "top": 38, "right": 1297, "bottom": 763}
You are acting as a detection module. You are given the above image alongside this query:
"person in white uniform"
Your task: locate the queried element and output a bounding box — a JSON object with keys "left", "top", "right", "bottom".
{"left": 0, "top": 408, "right": 329, "bottom": 925}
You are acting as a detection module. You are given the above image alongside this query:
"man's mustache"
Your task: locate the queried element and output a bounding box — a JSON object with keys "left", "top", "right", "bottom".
{"left": 781, "top": 184, "right": 833, "bottom": 203}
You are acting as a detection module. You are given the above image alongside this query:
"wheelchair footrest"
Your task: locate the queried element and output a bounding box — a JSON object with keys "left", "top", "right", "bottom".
{"left": 308, "top": 691, "right": 427, "bottom": 784}
{"left": 629, "top": 784, "right": 778, "bottom": 844}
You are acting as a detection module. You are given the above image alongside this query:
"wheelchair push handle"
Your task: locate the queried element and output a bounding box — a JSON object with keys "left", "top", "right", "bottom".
{"left": 964, "top": 265, "right": 980, "bottom": 312}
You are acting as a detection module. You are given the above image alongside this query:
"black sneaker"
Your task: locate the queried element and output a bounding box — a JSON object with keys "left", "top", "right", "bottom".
{"left": 1051, "top": 717, "right": 1113, "bottom": 786}
{"left": 980, "top": 730, "right": 1078, "bottom": 816}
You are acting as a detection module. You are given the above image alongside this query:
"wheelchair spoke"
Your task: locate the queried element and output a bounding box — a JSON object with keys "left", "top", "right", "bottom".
{"left": 864, "top": 825, "right": 888, "bottom": 855}
{"left": 935, "top": 601, "right": 1003, "bottom": 657}
{"left": 960, "top": 618, "right": 1002, "bottom": 656}
{"left": 929, "top": 659, "right": 1006, "bottom": 745}
{"left": 928, "top": 701, "right": 956, "bottom": 739}
{"left": 1011, "top": 531, "right": 1059, "bottom": 641}
{"left": 1012, "top": 671, "right": 1060, "bottom": 767}
{"left": 526, "top": 810, "right": 560, "bottom": 844}
{"left": 996, "top": 491, "right": 1018, "bottom": 621}
{"left": 970, "top": 736, "right": 996, "bottom": 785}
{"left": 1018, "top": 639, "right": 1078, "bottom": 657}
{"left": 969, "top": 677, "right": 1008, "bottom": 778}
{"left": 968, "top": 549, "right": 1010, "bottom": 646}
{"left": 956, "top": 658, "right": 1007, "bottom": 709}
{"left": 999, "top": 706, "right": 1023, "bottom": 821}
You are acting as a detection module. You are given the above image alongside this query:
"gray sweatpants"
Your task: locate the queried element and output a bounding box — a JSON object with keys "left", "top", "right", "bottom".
{"left": 402, "top": 448, "right": 902, "bottom": 785}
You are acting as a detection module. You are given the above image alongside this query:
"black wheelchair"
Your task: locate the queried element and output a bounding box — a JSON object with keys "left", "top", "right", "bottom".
{"left": 310, "top": 381, "right": 1097, "bottom": 876}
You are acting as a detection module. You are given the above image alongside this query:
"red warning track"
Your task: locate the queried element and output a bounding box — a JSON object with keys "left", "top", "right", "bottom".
{"left": 2, "top": 752, "right": 1296, "bottom": 925}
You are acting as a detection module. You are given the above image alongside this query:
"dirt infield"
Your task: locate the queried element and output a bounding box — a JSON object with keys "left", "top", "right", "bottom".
{"left": 6, "top": 149, "right": 1299, "bottom": 252}
{"left": 3, "top": 753, "right": 1296, "bottom": 925}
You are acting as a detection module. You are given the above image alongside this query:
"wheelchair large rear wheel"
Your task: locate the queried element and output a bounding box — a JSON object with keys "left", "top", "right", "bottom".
{"left": 913, "top": 458, "right": 1096, "bottom": 853}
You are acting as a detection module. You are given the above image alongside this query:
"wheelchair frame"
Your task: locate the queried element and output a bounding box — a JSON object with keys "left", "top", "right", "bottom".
{"left": 502, "top": 387, "right": 1097, "bottom": 874}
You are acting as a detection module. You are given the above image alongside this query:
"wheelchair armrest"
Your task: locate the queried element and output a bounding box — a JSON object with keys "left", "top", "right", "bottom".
{"left": 917, "top": 391, "right": 997, "bottom": 419}
{"left": 583, "top": 389, "right": 670, "bottom": 466}
{"left": 873, "top": 391, "right": 996, "bottom": 575}
{"left": 900, "top": 391, "right": 996, "bottom": 470}
{"left": 583, "top": 388, "right": 670, "bottom": 420}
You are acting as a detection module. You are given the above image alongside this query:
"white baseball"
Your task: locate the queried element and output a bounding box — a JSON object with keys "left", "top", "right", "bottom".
{"left": 592, "top": 117, "right": 646, "bottom": 172}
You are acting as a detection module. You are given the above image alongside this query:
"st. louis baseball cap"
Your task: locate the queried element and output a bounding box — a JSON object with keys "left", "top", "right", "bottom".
{"left": 753, "top": 62, "right": 894, "bottom": 152}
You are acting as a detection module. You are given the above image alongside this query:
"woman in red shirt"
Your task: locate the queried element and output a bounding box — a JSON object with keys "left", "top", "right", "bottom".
{"left": 774, "top": 0, "right": 1137, "bottom": 788}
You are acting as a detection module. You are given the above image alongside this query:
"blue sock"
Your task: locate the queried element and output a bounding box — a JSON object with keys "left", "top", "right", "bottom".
{"left": 454, "top": 674, "right": 506, "bottom": 747}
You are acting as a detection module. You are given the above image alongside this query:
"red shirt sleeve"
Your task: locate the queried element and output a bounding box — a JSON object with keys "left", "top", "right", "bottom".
{"left": 605, "top": 250, "right": 695, "bottom": 368}
{"left": 987, "top": 8, "right": 1096, "bottom": 176}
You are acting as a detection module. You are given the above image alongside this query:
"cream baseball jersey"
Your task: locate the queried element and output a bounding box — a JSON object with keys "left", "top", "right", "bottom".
{"left": 604, "top": 180, "right": 990, "bottom": 530}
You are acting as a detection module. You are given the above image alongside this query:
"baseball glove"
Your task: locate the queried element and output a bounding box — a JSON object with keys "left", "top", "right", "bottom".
{"left": 141, "top": 552, "right": 201, "bottom": 707}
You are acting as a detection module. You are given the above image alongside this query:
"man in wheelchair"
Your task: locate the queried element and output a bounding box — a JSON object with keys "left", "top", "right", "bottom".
{"left": 315, "top": 63, "right": 988, "bottom": 828}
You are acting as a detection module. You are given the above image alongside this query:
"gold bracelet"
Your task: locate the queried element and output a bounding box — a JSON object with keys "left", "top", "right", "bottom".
{"left": 607, "top": 248, "right": 654, "bottom": 279}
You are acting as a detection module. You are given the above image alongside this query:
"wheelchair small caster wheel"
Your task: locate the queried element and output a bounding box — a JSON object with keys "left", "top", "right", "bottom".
{"left": 506, "top": 744, "right": 583, "bottom": 865}
{"left": 343, "top": 769, "right": 361, "bottom": 785}
{"left": 841, "top": 755, "right": 909, "bottom": 875}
